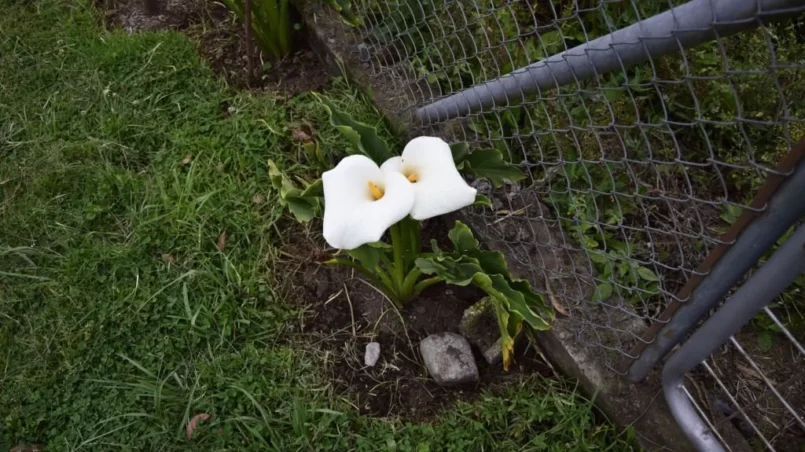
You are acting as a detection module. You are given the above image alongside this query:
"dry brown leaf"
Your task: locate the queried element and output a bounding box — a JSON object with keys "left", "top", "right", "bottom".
{"left": 186, "top": 413, "right": 212, "bottom": 440}
{"left": 292, "top": 127, "right": 312, "bottom": 143}
{"left": 550, "top": 294, "right": 569, "bottom": 317}
{"left": 252, "top": 193, "right": 266, "bottom": 205}
{"left": 216, "top": 231, "right": 228, "bottom": 251}
{"left": 10, "top": 445, "right": 45, "bottom": 452}
{"left": 180, "top": 153, "right": 193, "bottom": 165}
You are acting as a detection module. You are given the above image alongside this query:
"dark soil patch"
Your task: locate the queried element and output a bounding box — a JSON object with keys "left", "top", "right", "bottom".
{"left": 98, "top": 0, "right": 330, "bottom": 95}
{"left": 279, "top": 220, "right": 555, "bottom": 420}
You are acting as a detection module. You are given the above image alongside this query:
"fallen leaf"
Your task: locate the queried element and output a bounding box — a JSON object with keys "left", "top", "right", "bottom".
{"left": 180, "top": 153, "right": 193, "bottom": 165}
{"left": 186, "top": 413, "right": 212, "bottom": 440}
{"left": 252, "top": 193, "right": 266, "bottom": 205}
{"left": 10, "top": 445, "right": 45, "bottom": 452}
{"left": 216, "top": 231, "right": 228, "bottom": 251}
{"left": 292, "top": 127, "right": 312, "bottom": 143}
{"left": 550, "top": 294, "right": 569, "bottom": 317}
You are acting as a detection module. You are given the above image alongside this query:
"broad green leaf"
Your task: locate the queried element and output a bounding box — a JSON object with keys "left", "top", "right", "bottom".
{"left": 446, "top": 222, "right": 509, "bottom": 276}
{"left": 347, "top": 244, "right": 388, "bottom": 271}
{"left": 592, "top": 282, "right": 613, "bottom": 303}
{"left": 637, "top": 266, "right": 659, "bottom": 282}
{"left": 480, "top": 274, "right": 550, "bottom": 331}
{"left": 473, "top": 193, "right": 493, "bottom": 208}
{"left": 415, "top": 256, "right": 483, "bottom": 286}
{"left": 463, "top": 249, "right": 508, "bottom": 280}
{"left": 315, "top": 94, "right": 394, "bottom": 165}
{"left": 447, "top": 221, "right": 479, "bottom": 253}
{"left": 418, "top": 221, "right": 554, "bottom": 369}
{"left": 462, "top": 148, "right": 525, "bottom": 188}
{"left": 300, "top": 179, "right": 323, "bottom": 198}
{"left": 449, "top": 142, "right": 470, "bottom": 166}
{"left": 285, "top": 197, "right": 318, "bottom": 222}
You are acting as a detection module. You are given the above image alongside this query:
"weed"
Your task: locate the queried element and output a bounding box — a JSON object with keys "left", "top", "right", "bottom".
{"left": 220, "top": 0, "right": 293, "bottom": 60}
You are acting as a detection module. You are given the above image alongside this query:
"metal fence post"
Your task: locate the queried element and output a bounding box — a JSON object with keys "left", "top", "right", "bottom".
{"left": 627, "top": 152, "right": 805, "bottom": 382}
{"left": 662, "top": 222, "right": 805, "bottom": 451}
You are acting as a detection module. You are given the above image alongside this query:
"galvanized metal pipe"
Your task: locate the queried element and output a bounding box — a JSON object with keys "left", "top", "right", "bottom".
{"left": 415, "top": 0, "right": 805, "bottom": 124}
{"left": 662, "top": 223, "right": 805, "bottom": 451}
{"left": 627, "top": 156, "right": 805, "bottom": 382}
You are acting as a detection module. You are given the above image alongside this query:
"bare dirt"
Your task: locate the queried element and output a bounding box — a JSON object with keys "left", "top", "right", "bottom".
{"left": 277, "top": 220, "right": 555, "bottom": 419}
{"left": 98, "top": 0, "right": 330, "bottom": 95}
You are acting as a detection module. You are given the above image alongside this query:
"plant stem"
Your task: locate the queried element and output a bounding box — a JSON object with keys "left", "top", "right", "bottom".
{"left": 390, "top": 223, "right": 406, "bottom": 292}
{"left": 413, "top": 277, "right": 442, "bottom": 297}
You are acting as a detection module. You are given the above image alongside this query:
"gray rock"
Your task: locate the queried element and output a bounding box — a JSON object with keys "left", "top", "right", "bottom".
{"left": 364, "top": 342, "right": 380, "bottom": 367}
{"left": 419, "top": 333, "right": 479, "bottom": 385}
{"left": 459, "top": 297, "right": 503, "bottom": 365}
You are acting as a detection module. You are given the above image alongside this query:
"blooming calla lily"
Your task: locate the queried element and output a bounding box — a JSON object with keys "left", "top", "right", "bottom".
{"left": 323, "top": 155, "right": 415, "bottom": 250}
{"left": 381, "top": 136, "right": 477, "bottom": 220}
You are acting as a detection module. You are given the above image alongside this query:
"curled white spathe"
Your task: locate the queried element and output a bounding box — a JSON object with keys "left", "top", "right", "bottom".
{"left": 322, "top": 155, "right": 414, "bottom": 250}
{"left": 381, "top": 136, "right": 476, "bottom": 220}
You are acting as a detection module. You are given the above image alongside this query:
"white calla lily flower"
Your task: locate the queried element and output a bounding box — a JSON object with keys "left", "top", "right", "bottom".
{"left": 381, "top": 136, "right": 477, "bottom": 220}
{"left": 323, "top": 155, "right": 415, "bottom": 250}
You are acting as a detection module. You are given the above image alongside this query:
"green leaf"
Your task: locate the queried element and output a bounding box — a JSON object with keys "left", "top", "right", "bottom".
{"left": 417, "top": 221, "right": 554, "bottom": 369}
{"left": 285, "top": 197, "right": 318, "bottom": 222}
{"left": 637, "top": 266, "right": 658, "bottom": 282}
{"left": 473, "top": 193, "right": 493, "bottom": 208}
{"left": 588, "top": 251, "right": 608, "bottom": 265}
{"left": 299, "top": 178, "right": 323, "bottom": 198}
{"left": 268, "top": 159, "right": 321, "bottom": 222}
{"left": 461, "top": 148, "right": 525, "bottom": 188}
{"left": 415, "top": 256, "right": 482, "bottom": 286}
{"left": 449, "top": 142, "right": 469, "bottom": 167}
{"left": 346, "top": 244, "right": 387, "bottom": 271}
{"left": 315, "top": 94, "right": 394, "bottom": 165}
{"left": 447, "top": 221, "right": 479, "bottom": 253}
{"left": 592, "top": 283, "right": 613, "bottom": 303}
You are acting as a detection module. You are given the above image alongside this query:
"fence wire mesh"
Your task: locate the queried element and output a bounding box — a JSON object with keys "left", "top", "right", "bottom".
{"left": 342, "top": 0, "right": 805, "bottom": 449}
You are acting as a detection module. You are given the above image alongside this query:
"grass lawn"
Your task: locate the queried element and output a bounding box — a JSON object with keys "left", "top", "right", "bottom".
{"left": 0, "top": 1, "right": 634, "bottom": 450}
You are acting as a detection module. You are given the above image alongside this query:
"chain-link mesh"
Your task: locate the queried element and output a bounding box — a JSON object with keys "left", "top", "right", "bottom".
{"left": 343, "top": 0, "right": 805, "bottom": 448}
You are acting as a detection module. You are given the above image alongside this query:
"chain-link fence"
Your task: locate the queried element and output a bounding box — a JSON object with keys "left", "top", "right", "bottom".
{"left": 324, "top": 0, "right": 805, "bottom": 449}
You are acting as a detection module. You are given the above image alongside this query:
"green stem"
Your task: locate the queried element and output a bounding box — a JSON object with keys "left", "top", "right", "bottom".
{"left": 400, "top": 268, "right": 422, "bottom": 300}
{"left": 401, "top": 217, "right": 420, "bottom": 268}
{"left": 412, "top": 277, "right": 442, "bottom": 298}
{"left": 390, "top": 223, "right": 406, "bottom": 291}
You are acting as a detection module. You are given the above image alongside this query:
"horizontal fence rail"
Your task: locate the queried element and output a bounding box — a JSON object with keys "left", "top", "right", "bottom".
{"left": 416, "top": 0, "right": 805, "bottom": 124}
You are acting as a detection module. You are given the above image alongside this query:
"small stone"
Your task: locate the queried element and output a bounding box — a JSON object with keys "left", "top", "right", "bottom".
{"left": 419, "top": 332, "right": 479, "bottom": 385}
{"left": 459, "top": 297, "right": 503, "bottom": 365}
{"left": 482, "top": 339, "right": 503, "bottom": 366}
{"left": 364, "top": 342, "right": 380, "bottom": 367}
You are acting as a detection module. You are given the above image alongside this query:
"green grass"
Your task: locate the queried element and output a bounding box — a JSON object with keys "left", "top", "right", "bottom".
{"left": 0, "top": 1, "right": 633, "bottom": 450}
